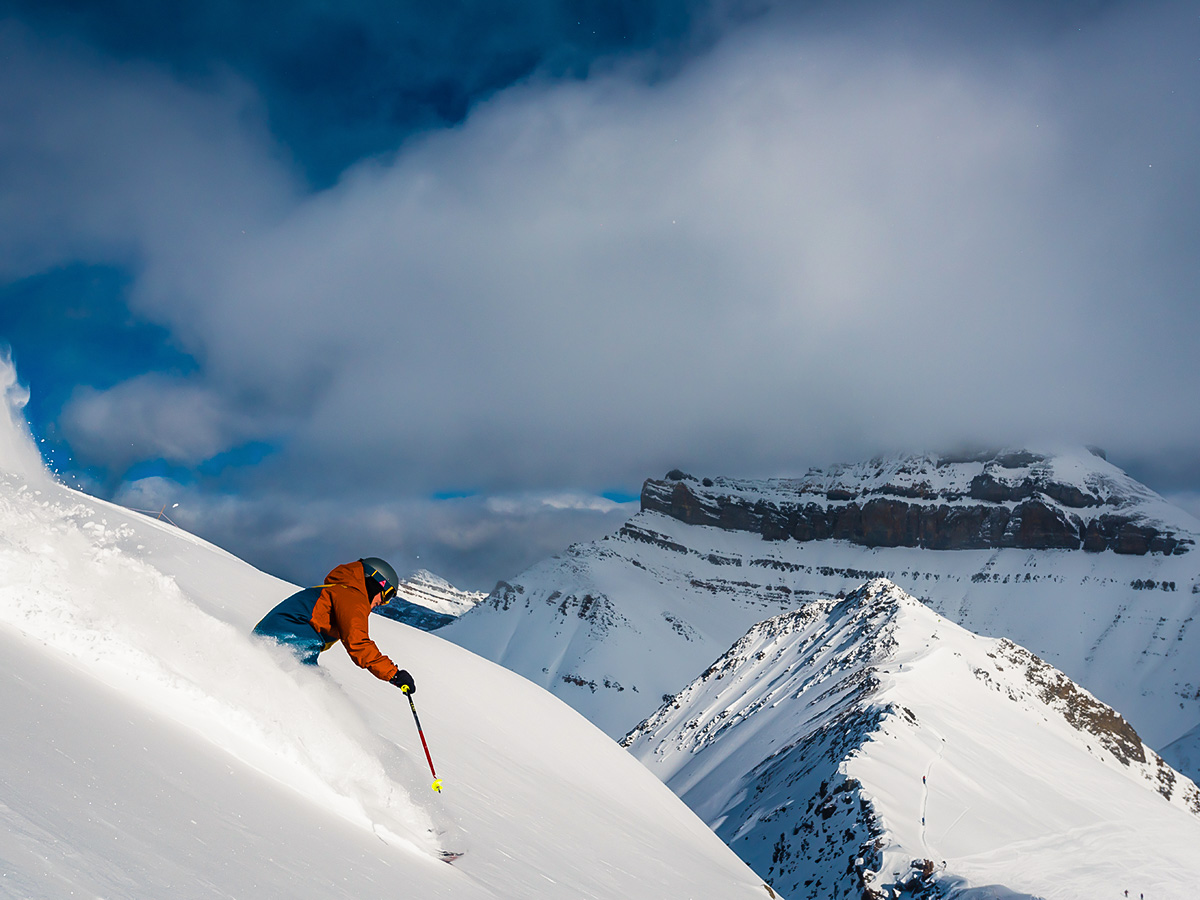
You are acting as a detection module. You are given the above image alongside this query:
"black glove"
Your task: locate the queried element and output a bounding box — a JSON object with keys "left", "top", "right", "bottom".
{"left": 390, "top": 669, "right": 416, "bottom": 694}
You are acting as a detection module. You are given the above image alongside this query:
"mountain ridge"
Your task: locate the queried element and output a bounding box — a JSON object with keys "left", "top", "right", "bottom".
{"left": 643, "top": 448, "right": 1196, "bottom": 556}
{"left": 443, "top": 446, "right": 1200, "bottom": 754}
{"left": 622, "top": 579, "right": 1200, "bottom": 900}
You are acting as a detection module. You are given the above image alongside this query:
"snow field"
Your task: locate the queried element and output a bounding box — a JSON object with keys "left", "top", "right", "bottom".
{"left": 0, "top": 626, "right": 485, "bottom": 900}
{"left": 0, "top": 471, "right": 443, "bottom": 852}
{"left": 0, "top": 358, "right": 775, "bottom": 898}
{"left": 343, "top": 621, "right": 773, "bottom": 899}
{"left": 861, "top": 609, "right": 1200, "bottom": 899}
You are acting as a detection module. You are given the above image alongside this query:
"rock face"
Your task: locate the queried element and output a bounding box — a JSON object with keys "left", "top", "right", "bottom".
{"left": 643, "top": 449, "right": 1194, "bottom": 555}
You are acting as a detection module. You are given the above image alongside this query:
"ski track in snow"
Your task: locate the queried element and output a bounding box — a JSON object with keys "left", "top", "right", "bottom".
{"left": 920, "top": 734, "right": 946, "bottom": 848}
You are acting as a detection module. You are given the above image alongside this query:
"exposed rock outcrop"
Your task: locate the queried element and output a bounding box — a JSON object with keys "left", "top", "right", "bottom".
{"left": 642, "top": 451, "right": 1194, "bottom": 556}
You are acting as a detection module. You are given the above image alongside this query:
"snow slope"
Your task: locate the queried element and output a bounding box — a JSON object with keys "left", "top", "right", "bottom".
{"left": 1162, "top": 722, "right": 1200, "bottom": 785}
{"left": 623, "top": 579, "right": 1200, "bottom": 900}
{"left": 443, "top": 461, "right": 1200, "bottom": 755}
{"left": 0, "top": 359, "right": 773, "bottom": 899}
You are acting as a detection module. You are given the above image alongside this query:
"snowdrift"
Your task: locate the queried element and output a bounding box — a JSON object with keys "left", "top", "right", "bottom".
{"left": 624, "top": 579, "right": 1200, "bottom": 900}
{"left": 0, "top": 357, "right": 773, "bottom": 899}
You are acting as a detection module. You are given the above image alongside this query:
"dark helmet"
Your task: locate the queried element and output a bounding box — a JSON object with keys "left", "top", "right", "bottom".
{"left": 360, "top": 557, "right": 400, "bottom": 602}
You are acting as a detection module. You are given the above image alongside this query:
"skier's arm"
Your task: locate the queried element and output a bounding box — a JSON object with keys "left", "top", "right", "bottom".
{"left": 333, "top": 591, "right": 400, "bottom": 681}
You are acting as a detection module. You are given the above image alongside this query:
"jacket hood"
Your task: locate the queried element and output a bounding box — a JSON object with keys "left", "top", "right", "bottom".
{"left": 324, "top": 561, "right": 367, "bottom": 593}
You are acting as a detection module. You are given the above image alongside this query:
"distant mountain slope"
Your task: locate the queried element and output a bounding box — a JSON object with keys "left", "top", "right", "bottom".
{"left": 442, "top": 449, "right": 1200, "bottom": 755}
{"left": 0, "top": 359, "right": 773, "bottom": 900}
{"left": 398, "top": 569, "right": 488, "bottom": 616}
{"left": 375, "top": 569, "right": 486, "bottom": 631}
{"left": 1162, "top": 723, "right": 1200, "bottom": 784}
{"left": 623, "top": 579, "right": 1200, "bottom": 900}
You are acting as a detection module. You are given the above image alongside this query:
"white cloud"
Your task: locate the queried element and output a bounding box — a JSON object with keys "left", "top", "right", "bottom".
{"left": 485, "top": 493, "right": 637, "bottom": 516}
{"left": 60, "top": 375, "right": 270, "bottom": 469}
{"left": 110, "top": 478, "right": 634, "bottom": 590}
{"left": 5, "top": 4, "right": 1200, "bottom": 584}
{"left": 0, "top": 23, "right": 294, "bottom": 284}
{"left": 108, "top": 9, "right": 1200, "bottom": 490}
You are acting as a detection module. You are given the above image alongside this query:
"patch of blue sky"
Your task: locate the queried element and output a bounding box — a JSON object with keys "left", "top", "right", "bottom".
{"left": 197, "top": 441, "right": 277, "bottom": 477}
{"left": 432, "top": 489, "right": 478, "bottom": 501}
{"left": 601, "top": 490, "right": 640, "bottom": 504}
{"left": 0, "top": 263, "right": 196, "bottom": 459}
{"left": 114, "top": 442, "right": 278, "bottom": 487}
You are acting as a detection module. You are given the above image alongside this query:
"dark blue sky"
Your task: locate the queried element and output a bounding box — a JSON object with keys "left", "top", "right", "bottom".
{"left": 2, "top": 2, "right": 1129, "bottom": 180}
{"left": 1, "top": 0, "right": 1197, "bottom": 588}
{"left": 3, "top": 0, "right": 732, "bottom": 185}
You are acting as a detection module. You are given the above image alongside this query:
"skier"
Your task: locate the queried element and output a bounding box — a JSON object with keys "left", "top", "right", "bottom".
{"left": 252, "top": 557, "right": 416, "bottom": 693}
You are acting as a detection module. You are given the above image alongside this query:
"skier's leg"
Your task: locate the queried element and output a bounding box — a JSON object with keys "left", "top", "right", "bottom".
{"left": 252, "top": 621, "right": 326, "bottom": 665}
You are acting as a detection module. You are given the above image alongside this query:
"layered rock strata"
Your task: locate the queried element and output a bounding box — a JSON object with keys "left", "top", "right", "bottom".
{"left": 642, "top": 450, "right": 1193, "bottom": 556}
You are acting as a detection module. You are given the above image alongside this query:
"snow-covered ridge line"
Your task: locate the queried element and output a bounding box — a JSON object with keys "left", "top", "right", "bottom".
{"left": 643, "top": 448, "right": 1197, "bottom": 555}
{"left": 623, "top": 579, "right": 1200, "bottom": 900}
{"left": 624, "top": 579, "right": 1199, "bottom": 814}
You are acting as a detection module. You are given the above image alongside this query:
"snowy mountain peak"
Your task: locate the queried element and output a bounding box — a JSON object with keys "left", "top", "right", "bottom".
{"left": 446, "top": 445, "right": 1200, "bottom": 750}
{"left": 646, "top": 447, "right": 1197, "bottom": 556}
{"left": 374, "top": 568, "right": 488, "bottom": 631}
{"left": 396, "top": 568, "right": 486, "bottom": 616}
{"left": 624, "top": 578, "right": 1200, "bottom": 899}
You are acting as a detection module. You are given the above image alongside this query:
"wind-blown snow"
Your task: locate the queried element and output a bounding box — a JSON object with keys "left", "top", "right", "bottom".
{"left": 0, "top": 357, "right": 772, "bottom": 899}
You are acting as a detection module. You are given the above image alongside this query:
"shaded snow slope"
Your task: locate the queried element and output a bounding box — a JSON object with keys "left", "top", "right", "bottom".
{"left": 0, "top": 361, "right": 773, "bottom": 899}
{"left": 444, "top": 476, "right": 1200, "bottom": 752}
{"left": 1162, "top": 722, "right": 1200, "bottom": 785}
{"left": 623, "top": 579, "right": 1200, "bottom": 900}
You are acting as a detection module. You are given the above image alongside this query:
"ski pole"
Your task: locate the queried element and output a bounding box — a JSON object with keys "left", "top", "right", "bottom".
{"left": 402, "top": 686, "right": 443, "bottom": 793}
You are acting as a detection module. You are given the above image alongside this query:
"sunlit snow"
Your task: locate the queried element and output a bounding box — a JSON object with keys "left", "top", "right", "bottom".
{"left": 624, "top": 580, "right": 1200, "bottom": 900}
{"left": 0, "top": 357, "right": 772, "bottom": 899}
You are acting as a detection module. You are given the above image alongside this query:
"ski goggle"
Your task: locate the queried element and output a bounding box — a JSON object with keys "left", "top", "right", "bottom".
{"left": 367, "top": 567, "right": 397, "bottom": 604}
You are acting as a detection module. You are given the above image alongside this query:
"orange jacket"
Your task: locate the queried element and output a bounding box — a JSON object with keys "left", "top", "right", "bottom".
{"left": 309, "top": 561, "right": 400, "bottom": 681}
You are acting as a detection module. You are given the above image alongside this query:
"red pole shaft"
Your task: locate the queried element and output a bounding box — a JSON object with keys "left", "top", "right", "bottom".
{"left": 406, "top": 691, "right": 439, "bottom": 781}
